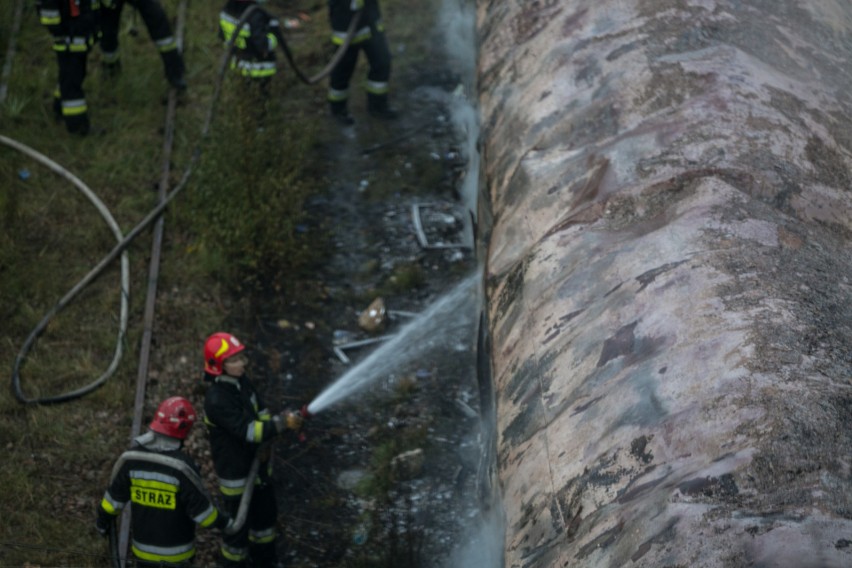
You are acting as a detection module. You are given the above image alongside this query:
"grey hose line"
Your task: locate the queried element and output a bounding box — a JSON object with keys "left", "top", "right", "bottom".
{"left": 0, "top": 134, "right": 131, "bottom": 405}
{"left": 7, "top": 5, "right": 259, "bottom": 406}
{"left": 276, "top": 8, "right": 362, "bottom": 85}
{"left": 226, "top": 453, "right": 263, "bottom": 535}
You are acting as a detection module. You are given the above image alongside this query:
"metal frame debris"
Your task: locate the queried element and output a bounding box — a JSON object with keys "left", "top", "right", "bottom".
{"left": 411, "top": 203, "right": 469, "bottom": 250}
{"left": 333, "top": 335, "right": 396, "bottom": 364}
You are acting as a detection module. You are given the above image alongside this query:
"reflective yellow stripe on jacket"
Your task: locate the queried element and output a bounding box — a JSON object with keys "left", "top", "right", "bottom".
{"left": 53, "top": 37, "right": 93, "bottom": 53}
{"left": 220, "top": 12, "right": 251, "bottom": 49}
{"left": 132, "top": 541, "right": 195, "bottom": 564}
{"left": 194, "top": 503, "right": 220, "bottom": 528}
{"left": 331, "top": 26, "right": 371, "bottom": 45}
{"left": 230, "top": 59, "right": 276, "bottom": 78}
{"left": 39, "top": 9, "right": 60, "bottom": 25}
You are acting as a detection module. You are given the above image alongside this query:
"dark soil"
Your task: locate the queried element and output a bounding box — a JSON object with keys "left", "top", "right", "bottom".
{"left": 191, "top": 50, "right": 489, "bottom": 568}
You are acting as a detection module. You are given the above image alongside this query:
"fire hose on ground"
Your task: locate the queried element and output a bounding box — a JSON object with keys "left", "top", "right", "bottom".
{"left": 227, "top": 405, "right": 313, "bottom": 535}
{"left": 7, "top": 5, "right": 361, "bottom": 406}
{"left": 3, "top": 6, "right": 357, "bottom": 566}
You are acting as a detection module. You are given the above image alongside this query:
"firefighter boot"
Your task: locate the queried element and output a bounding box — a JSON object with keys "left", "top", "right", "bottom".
{"left": 162, "top": 50, "right": 187, "bottom": 91}
{"left": 329, "top": 100, "right": 354, "bottom": 125}
{"left": 65, "top": 112, "right": 90, "bottom": 136}
{"left": 367, "top": 93, "right": 398, "bottom": 120}
{"left": 52, "top": 95, "right": 62, "bottom": 123}
{"left": 101, "top": 47, "right": 122, "bottom": 78}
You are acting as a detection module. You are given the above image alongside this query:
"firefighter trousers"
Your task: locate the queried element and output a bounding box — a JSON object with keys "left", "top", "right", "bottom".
{"left": 100, "top": 0, "right": 184, "bottom": 83}
{"left": 329, "top": 26, "right": 391, "bottom": 109}
{"left": 54, "top": 49, "right": 90, "bottom": 134}
{"left": 220, "top": 482, "right": 278, "bottom": 568}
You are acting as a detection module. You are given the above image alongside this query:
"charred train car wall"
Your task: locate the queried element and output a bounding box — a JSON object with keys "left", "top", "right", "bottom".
{"left": 476, "top": 0, "right": 852, "bottom": 567}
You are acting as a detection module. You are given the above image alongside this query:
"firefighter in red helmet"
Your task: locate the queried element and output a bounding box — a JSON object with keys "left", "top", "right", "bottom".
{"left": 202, "top": 332, "right": 303, "bottom": 568}
{"left": 95, "top": 397, "right": 233, "bottom": 567}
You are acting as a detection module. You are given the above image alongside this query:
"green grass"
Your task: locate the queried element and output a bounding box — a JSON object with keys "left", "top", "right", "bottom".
{"left": 0, "top": 0, "right": 448, "bottom": 564}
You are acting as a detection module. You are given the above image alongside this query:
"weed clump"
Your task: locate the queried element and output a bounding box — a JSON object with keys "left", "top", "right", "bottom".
{"left": 187, "top": 79, "right": 321, "bottom": 297}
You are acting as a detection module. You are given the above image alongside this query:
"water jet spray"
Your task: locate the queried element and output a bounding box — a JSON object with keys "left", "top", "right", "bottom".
{"left": 305, "top": 273, "right": 479, "bottom": 416}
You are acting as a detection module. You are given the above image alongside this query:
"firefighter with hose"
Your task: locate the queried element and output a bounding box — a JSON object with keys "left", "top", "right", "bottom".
{"left": 219, "top": 0, "right": 281, "bottom": 85}
{"left": 95, "top": 396, "right": 233, "bottom": 567}
{"left": 202, "top": 332, "right": 305, "bottom": 568}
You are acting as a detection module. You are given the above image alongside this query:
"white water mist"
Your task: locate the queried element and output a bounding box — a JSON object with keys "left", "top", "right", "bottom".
{"left": 307, "top": 273, "right": 479, "bottom": 415}
{"left": 441, "top": 0, "right": 480, "bottom": 249}
{"left": 439, "top": 3, "right": 504, "bottom": 568}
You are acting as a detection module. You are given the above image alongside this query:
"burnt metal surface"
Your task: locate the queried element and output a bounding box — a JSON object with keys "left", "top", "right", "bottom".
{"left": 477, "top": 0, "right": 852, "bottom": 566}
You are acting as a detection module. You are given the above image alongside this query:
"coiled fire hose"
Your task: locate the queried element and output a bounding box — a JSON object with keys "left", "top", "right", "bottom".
{"left": 8, "top": 5, "right": 364, "bottom": 406}
{"left": 0, "top": 134, "right": 132, "bottom": 405}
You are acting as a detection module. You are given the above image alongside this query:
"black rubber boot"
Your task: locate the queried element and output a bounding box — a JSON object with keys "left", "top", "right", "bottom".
{"left": 329, "top": 100, "right": 354, "bottom": 125}
{"left": 65, "top": 113, "right": 90, "bottom": 136}
{"left": 367, "top": 93, "right": 398, "bottom": 120}
{"left": 102, "top": 59, "right": 122, "bottom": 78}
{"left": 162, "top": 50, "right": 187, "bottom": 91}
{"left": 52, "top": 97, "right": 62, "bottom": 122}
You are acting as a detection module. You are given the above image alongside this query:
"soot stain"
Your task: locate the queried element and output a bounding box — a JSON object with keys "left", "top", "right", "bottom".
{"left": 630, "top": 517, "right": 679, "bottom": 562}
{"left": 677, "top": 474, "right": 739, "bottom": 500}
{"left": 616, "top": 467, "right": 665, "bottom": 504}
{"left": 543, "top": 309, "right": 584, "bottom": 344}
{"left": 597, "top": 321, "right": 638, "bottom": 367}
{"left": 630, "top": 435, "right": 654, "bottom": 464}
{"left": 575, "top": 521, "right": 624, "bottom": 560}
{"left": 572, "top": 395, "right": 604, "bottom": 416}
{"left": 511, "top": 0, "right": 564, "bottom": 44}
{"left": 635, "top": 260, "right": 687, "bottom": 292}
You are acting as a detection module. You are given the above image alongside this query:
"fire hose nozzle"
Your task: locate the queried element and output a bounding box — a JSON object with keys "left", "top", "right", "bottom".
{"left": 300, "top": 404, "right": 313, "bottom": 419}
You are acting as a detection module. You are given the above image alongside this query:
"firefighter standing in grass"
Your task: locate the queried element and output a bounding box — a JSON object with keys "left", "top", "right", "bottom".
{"left": 219, "top": 0, "right": 281, "bottom": 89}
{"left": 96, "top": 396, "right": 233, "bottom": 567}
{"left": 100, "top": 0, "right": 187, "bottom": 90}
{"left": 202, "top": 332, "right": 303, "bottom": 568}
{"left": 37, "top": 0, "right": 100, "bottom": 135}
{"left": 327, "top": 0, "right": 397, "bottom": 124}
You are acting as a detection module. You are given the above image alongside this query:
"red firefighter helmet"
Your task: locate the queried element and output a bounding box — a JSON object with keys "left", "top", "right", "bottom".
{"left": 149, "top": 397, "right": 197, "bottom": 440}
{"left": 204, "top": 332, "right": 245, "bottom": 376}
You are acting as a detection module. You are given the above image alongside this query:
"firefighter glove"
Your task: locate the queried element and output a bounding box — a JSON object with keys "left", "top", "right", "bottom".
{"left": 285, "top": 410, "right": 304, "bottom": 431}
{"left": 272, "top": 410, "right": 303, "bottom": 433}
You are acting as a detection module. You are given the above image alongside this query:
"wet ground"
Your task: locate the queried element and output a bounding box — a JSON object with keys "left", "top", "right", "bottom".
{"left": 192, "top": 61, "right": 492, "bottom": 567}
{"left": 270, "top": 84, "right": 486, "bottom": 567}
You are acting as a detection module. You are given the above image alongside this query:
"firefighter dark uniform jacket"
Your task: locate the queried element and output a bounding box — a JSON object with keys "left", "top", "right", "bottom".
{"left": 219, "top": 0, "right": 280, "bottom": 79}
{"left": 97, "top": 431, "right": 229, "bottom": 565}
{"left": 38, "top": 0, "right": 100, "bottom": 51}
{"left": 203, "top": 373, "right": 279, "bottom": 495}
